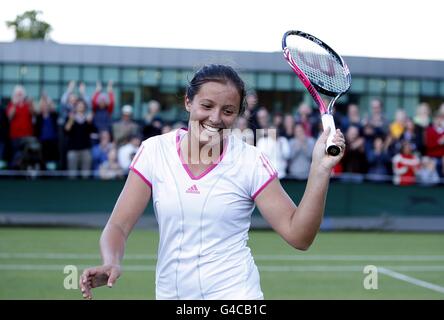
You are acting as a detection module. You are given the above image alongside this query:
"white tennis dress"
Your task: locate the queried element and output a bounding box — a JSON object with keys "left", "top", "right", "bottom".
{"left": 130, "top": 128, "right": 277, "bottom": 300}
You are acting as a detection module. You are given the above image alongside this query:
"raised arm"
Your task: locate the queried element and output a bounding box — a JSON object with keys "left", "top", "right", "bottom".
{"left": 79, "top": 170, "right": 151, "bottom": 299}
{"left": 255, "top": 128, "right": 345, "bottom": 250}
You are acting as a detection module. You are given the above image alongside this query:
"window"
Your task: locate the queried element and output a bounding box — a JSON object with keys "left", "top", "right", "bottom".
{"left": 385, "top": 96, "right": 401, "bottom": 119}
{"left": 275, "top": 74, "right": 292, "bottom": 90}
{"left": 240, "top": 73, "right": 256, "bottom": 89}
{"left": 160, "top": 70, "right": 177, "bottom": 86}
{"left": 102, "top": 67, "right": 119, "bottom": 83}
{"left": 350, "top": 77, "right": 367, "bottom": 94}
{"left": 403, "top": 80, "right": 420, "bottom": 95}
{"left": 122, "top": 68, "right": 139, "bottom": 85}
{"left": 386, "top": 79, "right": 402, "bottom": 94}
{"left": 402, "top": 96, "right": 419, "bottom": 117}
{"left": 43, "top": 65, "right": 60, "bottom": 82}
{"left": 22, "top": 65, "right": 40, "bottom": 81}
{"left": 179, "top": 70, "right": 194, "bottom": 87}
{"left": 83, "top": 67, "right": 100, "bottom": 83}
{"left": 257, "top": 73, "right": 273, "bottom": 90}
{"left": 368, "top": 78, "right": 386, "bottom": 94}
{"left": 3, "top": 65, "right": 20, "bottom": 81}
{"left": 42, "top": 84, "right": 61, "bottom": 101}
{"left": 420, "top": 80, "right": 437, "bottom": 96}
{"left": 63, "top": 66, "right": 81, "bottom": 82}
{"left": 2, "top": 83, "right": 16, "bottom": 97}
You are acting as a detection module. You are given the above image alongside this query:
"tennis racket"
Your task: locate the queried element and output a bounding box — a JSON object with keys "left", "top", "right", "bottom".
{"left": 282, "top": 30, "right": 351, "bottom": 156}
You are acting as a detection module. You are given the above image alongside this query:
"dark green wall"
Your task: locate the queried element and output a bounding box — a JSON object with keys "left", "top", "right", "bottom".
{"left": 0, "top": 179, "right": 443, "bottom": 216}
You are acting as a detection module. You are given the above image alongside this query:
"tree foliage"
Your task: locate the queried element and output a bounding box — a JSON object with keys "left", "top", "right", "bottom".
{"left": 6, "top": 10, "right": 52, "bottom": 40}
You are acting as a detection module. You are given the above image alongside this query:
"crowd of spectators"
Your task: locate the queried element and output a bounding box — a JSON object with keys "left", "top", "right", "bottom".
{"left": 0, "top": 82, "right": 443, "bottom": 185}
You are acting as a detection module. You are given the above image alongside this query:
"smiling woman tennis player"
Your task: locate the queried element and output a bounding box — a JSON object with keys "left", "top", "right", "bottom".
{"left": 79, "top": 64, "right": 345, "bottom": 300}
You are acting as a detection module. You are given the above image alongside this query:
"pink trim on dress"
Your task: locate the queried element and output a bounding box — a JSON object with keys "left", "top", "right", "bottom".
{"left": 259, "top": 154, "right": 275, "bottom": 177}
{"left": 176, "top": 128, "right": 229, "bottom": 180}
{"left": 252, "top": 173, "right": 278, "bottom": 200}
{"left": 130, "top": 145, "right": 145, "bottom": 167}
{"left": 129, "top": 166, "right": 152, "bottom": 189}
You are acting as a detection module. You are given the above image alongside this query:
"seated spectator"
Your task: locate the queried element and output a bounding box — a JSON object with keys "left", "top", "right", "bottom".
{"left": 364, "top": 98, "right": 389, "bottom": 137}
{"left": 34, "top": 94, "right": 59, "bottom": 170}
{"left": 118, "top": 135, "right": 141, "bottom": 174}
{"left": 287, "top": 122, "right": 315, "bottom": 180}
{"left": 392, "top": 140, "right": 420, "bottom": 186}
{"left": 366, "top": 136, "right": 390, "bottom": 182}
{"left": 91, "top": 130, "right": 114, "bottom": 176}
{"left": 416, "top": 156, "right": 440, "bottom": 186}
{"left": 99, "top": 147, "right": 124, "bottom": 180}
{"left": 256, "top": 127, "right": 290, "bottom": 179}
{"left": 112, "top": 104, "right": 140, "bottom": 146}
{"left": 294, "top": 103, "right": 319, "bottom": 137}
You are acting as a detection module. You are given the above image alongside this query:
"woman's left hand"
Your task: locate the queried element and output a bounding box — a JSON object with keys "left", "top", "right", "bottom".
{"left": 311, "top": 127, "right": 345, "bottom": 173}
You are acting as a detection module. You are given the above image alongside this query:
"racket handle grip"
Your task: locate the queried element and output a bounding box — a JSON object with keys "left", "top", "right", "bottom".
{"left": 321, "top": 114, "right": 341, "bottom": 156}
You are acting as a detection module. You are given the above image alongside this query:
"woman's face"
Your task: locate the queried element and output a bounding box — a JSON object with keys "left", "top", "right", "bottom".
{"left": 185, "top": 81, "right": 240, "bottom": 146}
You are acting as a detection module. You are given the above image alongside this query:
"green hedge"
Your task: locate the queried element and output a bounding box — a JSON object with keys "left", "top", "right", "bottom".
{"left": 0, "top": 179, "right": 443, "bottom": 216}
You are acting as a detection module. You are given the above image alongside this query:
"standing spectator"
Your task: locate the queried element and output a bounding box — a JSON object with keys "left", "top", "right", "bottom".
{"left": 294, "top": 103, "right": 319, "bottom": 138}
{"left": 288, "top": 123, "right": 316, "bottom": 180}
{"left": 424, "top": 111, "right": 444, "bottom": 177}
{"left": 59, "top": 81, "right": 90, "bottom": 124}
{"left": 34, "top": 94, "right": 59, "bottom": 170}
{"left": 232, "top": 116, "right": 254, "bottom": 145}
{"left": 92, "top": 81, "right": 114, "bottom": 134}
{"left": 255, "top": 107, "right": 270, "bottom": 142}
{"left": 281, "top": 113, "right": 295, "bottom": 140}
{"left": 0, "top": 105, "right": 8, "bottom": 169}
{"left": 340, "top": 103, "right": 362, "bottom": 133}
{"left": 416, "top": 156, "right": 440, "bottom": 186}
{"left": 64, "top": 99, "right": 95, "bottom": 178}
{"left": 244, "top": 90, "right": 260, "bottom": 132}
{"left": 400, "top": 117, "right": 424, "bottom": 154}
{"left": 341, "top": 125, "right": 368, "bottom": 179}
{"left": 389, "top": 109, "right": 407, "bottom": 140}
{"left": 256, "top": 127, "right": 290, "bottom": 179}
{"left": 112, "top": 105, "right": 140, "bottom": 147}
{"left": 143, "top": 100, "right": 162, "bottom": 125}
{"left": 6, "top": 85, "right": 34, "bottom": 168}
{"left": 365, "top": 98, "right": 388, "bottom": 137}
{"left": 366, "top": 136, "right": 390, "bottom": 182}
{"left": 413, "top": 102, "right": 431, "bottom": 129}
{"left": 117, "top": 135, "right": 141, "bottom": 174}
{"left": 392, "top": 140, "right": 420, "bottom": 186}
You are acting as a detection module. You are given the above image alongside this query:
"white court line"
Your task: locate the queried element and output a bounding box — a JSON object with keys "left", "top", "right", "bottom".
{"left": 1, "top": 252, "right": 444, "bottom": 261}
{"left": 379, "top": 267, "right": 444, "bottom": 294}
{"left": 1, "top": 264, "right": 444, "bottom": 272}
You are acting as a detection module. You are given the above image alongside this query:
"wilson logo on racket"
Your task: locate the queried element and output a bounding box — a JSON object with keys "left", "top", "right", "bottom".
{"left": 297, "top": 51, "right": 336, "bottom": 77}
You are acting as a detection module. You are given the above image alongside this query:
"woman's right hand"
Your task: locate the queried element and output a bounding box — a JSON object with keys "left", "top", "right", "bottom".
{"left": 79, "top": 264, "right": 121, "bottom": 300}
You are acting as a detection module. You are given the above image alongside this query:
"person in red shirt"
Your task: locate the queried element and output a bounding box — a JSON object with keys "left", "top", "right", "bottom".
{"left": 392, "top": 140, "right": 420, "bottom": 186}
{"left": 425, "top": 111, "right": 444, "bottom": 177}
{"left": 6, "top": 85, "right": 34, "bottom": 167}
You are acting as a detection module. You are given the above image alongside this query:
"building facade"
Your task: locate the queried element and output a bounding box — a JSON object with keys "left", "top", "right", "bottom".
{"left": 1, "top": 40, "right": 444, "bottom": 121}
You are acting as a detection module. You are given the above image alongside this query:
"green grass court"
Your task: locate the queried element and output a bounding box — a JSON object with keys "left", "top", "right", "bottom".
{"left": 0, "top": 228, "right": 443, "bottom": 299}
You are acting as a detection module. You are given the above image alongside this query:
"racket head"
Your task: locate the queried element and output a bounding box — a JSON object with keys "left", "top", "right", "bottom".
{"left": 282, "top": 30, "right": 351, "bottom": 97}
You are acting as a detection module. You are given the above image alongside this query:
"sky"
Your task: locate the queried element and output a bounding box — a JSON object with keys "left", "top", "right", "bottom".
{"left": 0, "top": 0, "right": 443, "bottom": 61}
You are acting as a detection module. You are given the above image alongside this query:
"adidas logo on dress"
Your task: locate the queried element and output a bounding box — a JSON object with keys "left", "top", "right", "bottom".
{"left": 186, "top": 184, "right": 200, "bottom": 194}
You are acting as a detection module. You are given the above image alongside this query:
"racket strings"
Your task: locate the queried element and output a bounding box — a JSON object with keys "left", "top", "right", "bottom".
{"left": 288, "top": 46, "right": 349, "bottom": 93}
